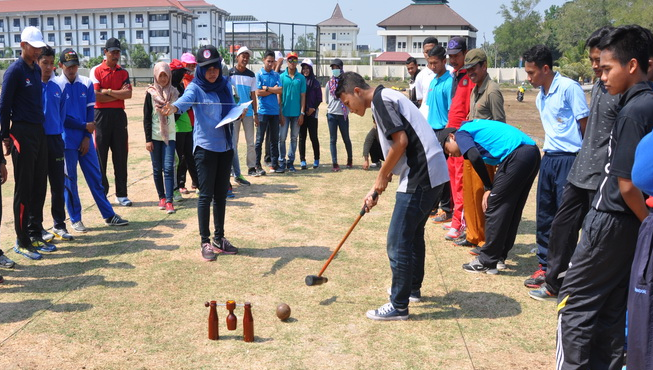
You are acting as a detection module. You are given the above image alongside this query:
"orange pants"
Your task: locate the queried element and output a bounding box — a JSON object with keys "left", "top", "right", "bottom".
{"left": 447, "top": 156, "right": 465, "bottom": 230}
{"left": 462, "top": 160, "right": 496, "bottom": 246}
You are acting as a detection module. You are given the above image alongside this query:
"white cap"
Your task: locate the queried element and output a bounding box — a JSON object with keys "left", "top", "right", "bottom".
{"left": 236, "top": 46, "right": 252, "bottom": 57}
{"left": 274, "top": 50, "right": 284, "bottom": 60}
{"left": 21, "top": 26, "right": 46, "bottom": 48}
{"left": 300, "top": 58, "right": 313, "bottom": 68}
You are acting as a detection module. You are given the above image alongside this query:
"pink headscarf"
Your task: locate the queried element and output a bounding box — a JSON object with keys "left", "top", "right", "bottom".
{"left": 147, "top": 62, "right": 178, "bottom": 144}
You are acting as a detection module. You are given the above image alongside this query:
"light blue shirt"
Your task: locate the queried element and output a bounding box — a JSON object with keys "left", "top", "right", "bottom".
{"left": 173, "top": 82, "right": 232, "bottom": 153}
{"left": 535, "top": 72, "right": 589, "bottom": 152}
{"left": 256, "top": 68, "right": 281, "bottom": 115}
{"left": 425, "top": 71, "right": 452, "bottom": 130}
{"left": 458, "top": 119, "right": 536, "bottom": 165}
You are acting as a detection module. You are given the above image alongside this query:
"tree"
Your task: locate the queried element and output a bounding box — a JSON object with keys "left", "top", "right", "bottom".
{"left": 83, "top": 56, "right": 104, "bottom": 68}
{"left": 493, "top": 0, "right": 543, "bottom": 67}
{"left": 129, "top": 44, "right": 151, "bottom": 68}
{"left": 540, "top": 5, "right": 562, "bottom": 62}
{"left": 295, "top": 33, "right": 316, "bottom": 55}
{"left": 548, "top": 0, "right": 612, "bottom": 56}
{"left": 557, "top": 41, "right": 592, "bottom": 82}
{"left": 611, "top": 0, "right": 653, "bottom": 29}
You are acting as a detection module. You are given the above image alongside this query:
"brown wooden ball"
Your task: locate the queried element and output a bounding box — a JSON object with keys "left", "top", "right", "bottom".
{"left": 276, "top": 303, "right": 291, "bottom": 321}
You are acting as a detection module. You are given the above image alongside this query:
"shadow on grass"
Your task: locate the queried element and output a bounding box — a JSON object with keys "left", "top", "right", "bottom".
{"left": 246, "top": 246, "right": 332, "bottom": 277}
{"left": 516, "top": 219, "right": 536, "bottom": 235}
{"left": 209, "top": 334, "right": 274, "bottom": 343}
{"left": 0, "top": 299, "right": 93, "bottom": 323}
{"left": 0, "top": 274, "right": 137, "bottom": 294}
{"left": 410, "top": 291, "right": 522, "bottom": 321}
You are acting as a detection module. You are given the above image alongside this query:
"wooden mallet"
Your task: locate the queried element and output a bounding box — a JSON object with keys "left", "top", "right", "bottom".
{"left": 305, "top": 192, "right": 378, "bottom": 286}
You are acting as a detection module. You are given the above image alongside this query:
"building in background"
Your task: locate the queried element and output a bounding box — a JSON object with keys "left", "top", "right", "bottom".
{"left": 318, "top": 4, "right": 359, "bottom": 58}
{"left": 375, "top": 0, "right": 477, "bottom": 65}
{"left": 0, "top": 0, "right": 228, "bottom": 62}
{"left": 225, "top": 15, "right": 280, "bottom": 52}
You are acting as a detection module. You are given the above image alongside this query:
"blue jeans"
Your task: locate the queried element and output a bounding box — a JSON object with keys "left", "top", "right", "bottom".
{"left": 279, "top": 116, "right": 300, "bottom": 167}
{"left": 387, "top": 185, "right": 442, "bottom": 310}
{"left": 150, "top": 140, "right": 176, "bottom": 203}
{"left": 327, "top": 113, "right": 352, "bottom": 165}
{"left": 255, "top": 114, "right": 280, "bottom": 168}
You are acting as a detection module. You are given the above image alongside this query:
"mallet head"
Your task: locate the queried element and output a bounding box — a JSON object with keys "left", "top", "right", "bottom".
{"left": 305, "top": 275, "right": 328, "bottom": 286}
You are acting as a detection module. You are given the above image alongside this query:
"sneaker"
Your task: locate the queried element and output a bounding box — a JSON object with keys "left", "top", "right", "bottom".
{"left": 235, "top": 174, "right": 251, "bottom": 186}
{"left": 462, "top": 257, "right": 498, "bottom": 274}
{"left": 346, "top": 159, "right": 353, "bottom": 169}
{"left": 313, "top": 160, "right": 319, "bottom": 169}
{"left": 115, "top": 196, "right": 133, "bottom": 206}
{"left": 432, "top": 211, "right": 452, "bottom": 223}
{"left": 274, "top": 166, "right": 285, "bottom": 174}
{"left": 529, "top": 286, "right": 558, "bottom": 301}
{"left": 72, "top": 221, "right": 88, "bottom": 233}
{"left": 105, "top": 214, "right": 129, "bottom": 226}
{"left": 0, "top": 255, "right": 15, "bottom": 268}
{"left": 226, "top": 185, "right": 235, "bottom": 198}
{"left": 52, "top": 227, "right": 74, "bottom": 241}
{"left": 366, "top": 302, "right": 409, "bottom": 321}
{"left": 31, "top": 237, "right": 57, "bottom": 252}
{"left": 211, "top": 237, "right": 238, "bottom": 255}
{"left": 255, "top": 166, "right": 266, "bottom": 176}
{"left": 174, "top": 190, "right": 184, "bottom": 202}
{"left": 300, "top": 161, "right": 307, "bottom": 170}
{"left": 524, "top": 265, "right": 546, "bottom": 288}
{"left": 441, "top": 221, "right": 452, "bottom": 230}
{"left": 444, "top": 228, "right": 464, "bottom": 241}
{"left": 468, "top": 246, "right": 481, "bottom": 255}
{"left": 287, "top": 164, "right": 297, "bottom": 173}
{"left": 201, "top": 242, "right": 217, "bottom": 261}
{"left": 158, "top": 198, "right": 166, "bottom": 210}
{"left": 13, "top": 242, "right": 42, "bottom": 260}
{"left": 455, "top": 239, "right": 477, "bottom": 248}
{"left": 332, "top": 164, "right": 341, "bottom": 172}
{"left": 496, "top": 259, "right": 507, "bottom": 270}
{"left": 386, "top": 287, "right": 421, "bottom": 303}
{"left": 179, "top": 187, "right": 190, "bottom": 194}
{"left": 41, "top": 229, "right": 55, "bottom": 242}
{"left": 166, "top": 202, "right": 176, "bottom": 214}
{"left": 248, "top": 167, "right": 258, "bottom": 176}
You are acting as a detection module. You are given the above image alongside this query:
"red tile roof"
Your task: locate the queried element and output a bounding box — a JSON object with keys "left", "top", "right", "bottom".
{"left": 377, "top": 4, "right": 477, "bottom": 32}
{"left": 374, "top": 52, "right": 412, "bottom": 63}
{"left": 0, "top": 0, "right": 190, "bottom": 13}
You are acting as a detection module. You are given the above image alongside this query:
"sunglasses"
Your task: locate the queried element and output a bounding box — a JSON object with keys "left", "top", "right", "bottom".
{"left": 288, "top": 59, "right": 299, "bottom": 63}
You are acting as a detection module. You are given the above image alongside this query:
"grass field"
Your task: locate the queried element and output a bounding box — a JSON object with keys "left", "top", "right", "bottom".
{"left": 0, "top": 86, "right": 558, "bottom": 369}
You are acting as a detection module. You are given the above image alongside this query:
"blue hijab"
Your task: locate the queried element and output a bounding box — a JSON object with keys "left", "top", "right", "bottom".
{"left": 194, "top": 61, "right": 234, "bottom": 120}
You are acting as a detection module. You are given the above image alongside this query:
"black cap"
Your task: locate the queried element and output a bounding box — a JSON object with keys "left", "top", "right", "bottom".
{"left": 330, "top": 58, "right": 343, "bottom": 69}
{"left": 60, "top": 48, "right": 80, "bottom": 67}
{"left": 436, "top": 127, "right": 457, "bottom": 149}
{"left": 196, "top": 45, "right": 222, "bottom": 67}
{"left": 446, "top": 37, "right": 467, "bottom": 55}
{"left": 105, "top": 37, "right": 121, "bottom": 52}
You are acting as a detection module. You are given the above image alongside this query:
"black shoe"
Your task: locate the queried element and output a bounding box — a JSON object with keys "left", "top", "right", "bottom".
{"left": 462, "top": 257, "right": 498, "bottom": 274}
{"left": 248, "top": 167, "right": 257, "bottom": 176}
{"left": 255, "top": 166, "right": 266, "bottom": 176}
{"left": 454, "top": 238, "right": 478, "bottom": 248}
{"left": 211, "top": 237, "right": 238, "bottom": 255}
{"left": 468, "top": 246, "right": 481, "bottom": 255}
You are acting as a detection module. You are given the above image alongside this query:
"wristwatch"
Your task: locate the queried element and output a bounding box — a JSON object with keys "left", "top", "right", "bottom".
{"left": 265, "top": 86, "right": 269, "bottom": 92}
{"left": 107, "top": 89, "right": 112, "bottom": 95}
{"left": 300, "top": 112, "right": 305, "bottom": 116}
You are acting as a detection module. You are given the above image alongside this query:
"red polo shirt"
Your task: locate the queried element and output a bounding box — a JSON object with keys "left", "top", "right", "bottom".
{"left": 447, "top": 69, "right": 475, "bottom": 129}
{"left": 91, "top": 60, "right": 131, "bottom": 109}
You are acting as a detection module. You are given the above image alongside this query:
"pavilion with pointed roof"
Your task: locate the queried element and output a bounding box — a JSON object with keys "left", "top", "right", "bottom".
{"left": 318, "top": 4, "right": 360, "bottom": 58}
{"left": 375, "top": 0, "right": 477, "bottom": 64}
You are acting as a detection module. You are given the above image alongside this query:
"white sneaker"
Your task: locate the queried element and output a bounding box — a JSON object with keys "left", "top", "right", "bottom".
{"left": 0, "top": 254, "right": 15, "bottom": 268}
{"left": 72, "top": 221, "right": 88, "bottom": 233}
{"left": 497, "top": 259, "right": 507, "bottom": 270}
{"left": 115, "top": 196, "right": 133, "bottom": 206}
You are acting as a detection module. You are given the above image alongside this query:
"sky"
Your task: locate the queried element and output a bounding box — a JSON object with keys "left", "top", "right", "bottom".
{"left": 211, "top": 0, "right": 569, "bottom": 49}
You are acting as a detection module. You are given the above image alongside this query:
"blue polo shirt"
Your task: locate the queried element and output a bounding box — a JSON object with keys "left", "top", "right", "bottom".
{"left": 0, "top": 58, "right": 45, "bottom": 138}
{"left": 42, "top": 75, "right": 67, "bottom": 136}
{"left": 633, "top": 131, "right": 653, "bottom": 196}
{"left": 457, "top": 119, "right": 536, "bottom": 165}
{"left": 279, "top": 70, "right": 306, "bottom": 117}
{"left": 535, "top": 72, "right": 589, "bottom": 153}
{"left": 256, "top": 68, "right": 280, "bottom": 115}
{"left": 425, "top": 71, "right": 453, "bottom": 130}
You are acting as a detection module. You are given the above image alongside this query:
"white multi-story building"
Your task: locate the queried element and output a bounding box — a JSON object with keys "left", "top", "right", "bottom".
{"left": 180, "top": 0, "right": 229, "bottom": 49}
{"left": 318, "top": 4, "right": 359, "bottom": 58}
{"left": 0, "top": 0, "right": 228, "bottom": 62}
{"left": 375, "top": 0, "right": 477, "bottom": 65}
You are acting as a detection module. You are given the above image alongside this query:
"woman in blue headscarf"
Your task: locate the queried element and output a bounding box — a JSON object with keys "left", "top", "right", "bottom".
{"left": 163, "top": 45, "right": 237, "bottom": 261}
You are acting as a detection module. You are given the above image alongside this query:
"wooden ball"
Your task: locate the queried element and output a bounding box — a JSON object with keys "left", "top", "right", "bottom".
{"left": 276, "top": 303, "right": 291, "bottom": 321}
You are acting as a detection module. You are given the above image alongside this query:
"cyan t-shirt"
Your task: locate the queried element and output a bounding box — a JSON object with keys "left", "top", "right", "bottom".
{"left": 279, "top": 70, "right": 306, "bottom": 117}
{"left": 425, "top": 71, "right": 452, "bottom": 130}
{"left": 457, "top": 119, "right": 536, "bottom": 165}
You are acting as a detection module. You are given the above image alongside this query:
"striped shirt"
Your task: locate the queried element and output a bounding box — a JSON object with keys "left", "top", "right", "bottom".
{"left": 371, "top": 85, "right": 449, "bottom": 193}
